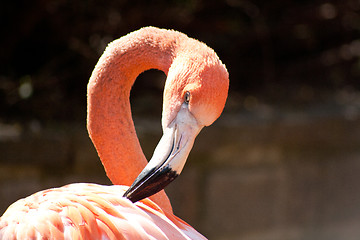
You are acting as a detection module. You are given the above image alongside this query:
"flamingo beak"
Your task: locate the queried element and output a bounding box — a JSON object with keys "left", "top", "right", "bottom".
{"left": 123, "top": 103, "right": 202, "bottom": 203}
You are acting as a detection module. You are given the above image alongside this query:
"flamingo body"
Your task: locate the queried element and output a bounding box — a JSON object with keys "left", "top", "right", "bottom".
{"left": 0, "top": 27, "right": 229, "bottom": 239}
{"left": 0, "top": 183, "right": 205, "bottom": 240}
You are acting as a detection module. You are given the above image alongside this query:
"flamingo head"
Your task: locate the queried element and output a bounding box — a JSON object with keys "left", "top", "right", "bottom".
{"left": 124, "top": 43, "right": 229, "bottom": 204}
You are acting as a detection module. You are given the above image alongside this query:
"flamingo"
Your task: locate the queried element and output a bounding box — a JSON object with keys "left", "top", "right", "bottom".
{"left": 0, "top": 26, "right": 229, "bottom": 239}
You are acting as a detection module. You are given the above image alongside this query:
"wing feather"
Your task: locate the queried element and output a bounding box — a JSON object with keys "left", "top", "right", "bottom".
{"left": 0, "top": 183, "right": 206, "bottom": 240}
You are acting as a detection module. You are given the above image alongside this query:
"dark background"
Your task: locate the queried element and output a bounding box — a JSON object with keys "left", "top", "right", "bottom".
{"left": 1, "top": 0, "right": 360, "bottom": 121}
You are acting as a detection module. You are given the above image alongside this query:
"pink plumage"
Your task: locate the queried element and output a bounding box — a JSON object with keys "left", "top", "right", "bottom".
{"left": 0, "top": 184, "right": 205, "bottom": 239}
{"left": 0, "top": 26, "right": 229, "bottom": 239}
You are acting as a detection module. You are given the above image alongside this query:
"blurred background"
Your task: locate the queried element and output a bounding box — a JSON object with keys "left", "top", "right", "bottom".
{"left": 1, "top": 0, "right": 360, "bottom": 239}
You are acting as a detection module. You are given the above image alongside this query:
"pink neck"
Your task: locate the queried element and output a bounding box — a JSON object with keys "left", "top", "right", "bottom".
{"left": 87, "top": 28, "right": 181, "bottom": 212}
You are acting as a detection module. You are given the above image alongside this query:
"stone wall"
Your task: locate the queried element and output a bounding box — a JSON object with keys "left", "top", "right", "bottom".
{"left": 1, "top": 109, "right": 360, "bottom": 240}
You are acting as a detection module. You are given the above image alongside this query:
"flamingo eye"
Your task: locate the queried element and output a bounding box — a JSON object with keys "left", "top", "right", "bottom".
{"left": 184, "top": 91, "right": 190, "bottom": 104}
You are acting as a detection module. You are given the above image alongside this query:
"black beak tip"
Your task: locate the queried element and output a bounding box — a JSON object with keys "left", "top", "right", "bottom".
{"left": 123, "top": 166, "right": 179, "bottom": 203}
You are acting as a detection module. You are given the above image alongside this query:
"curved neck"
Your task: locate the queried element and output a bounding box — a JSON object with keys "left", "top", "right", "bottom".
{"left": 87, "top": 28, "right": 180, "bottom": 212}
